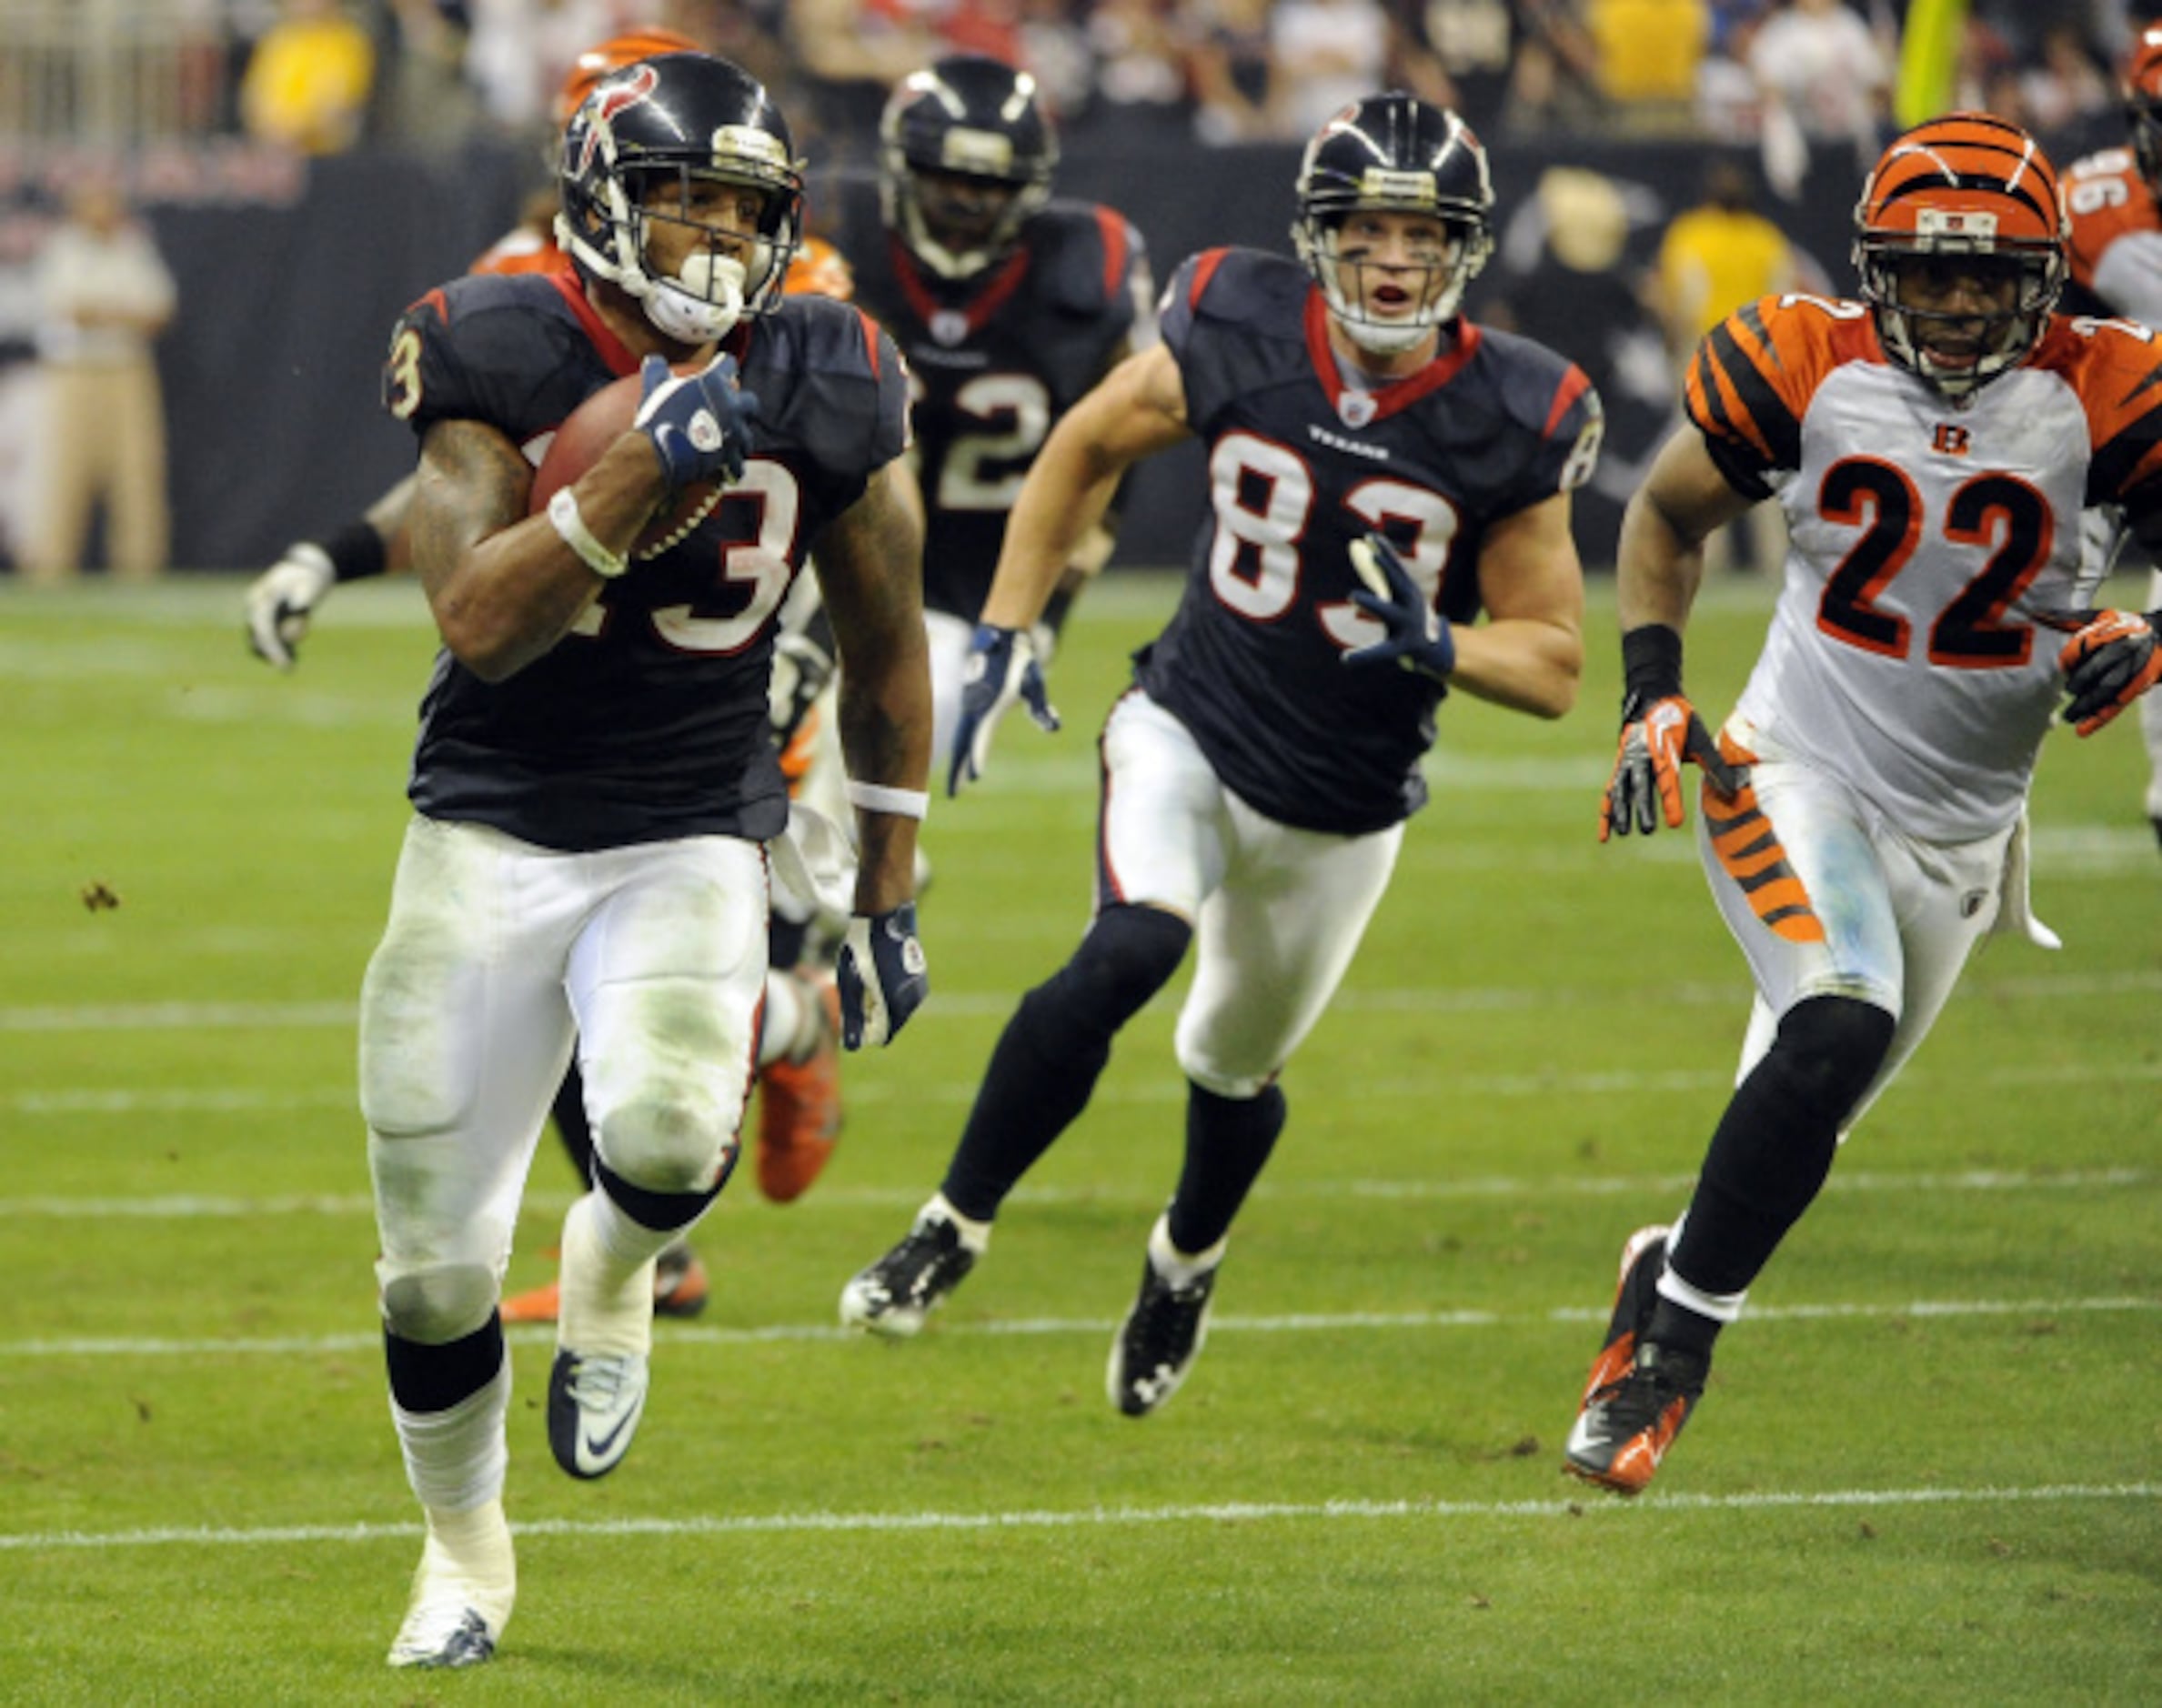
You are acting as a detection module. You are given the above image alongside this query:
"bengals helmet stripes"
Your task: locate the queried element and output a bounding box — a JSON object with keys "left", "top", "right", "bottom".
{"left": 553, "top": 27, "right": 703, "bottom": 127}
{"left": 1852, "top": 112, "right": 2068, "bottom": 402}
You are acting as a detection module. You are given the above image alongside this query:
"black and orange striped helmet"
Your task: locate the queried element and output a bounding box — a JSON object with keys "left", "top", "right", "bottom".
{"left": 2124, "top": 26, "right": 2162, "bottom": 188}
{"left": 783, "top": 233, "right": 855, "bottom": 301}
{"left": 554, "top": 27, "right": 703, "bottom": 128}
{"left": 1852, "top": 112, "right": 2067, "bottom": 400}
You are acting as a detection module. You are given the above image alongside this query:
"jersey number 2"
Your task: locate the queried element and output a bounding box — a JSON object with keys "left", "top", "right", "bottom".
{"left": 1816, "top": 457, "right": 2052, "bottom": 668}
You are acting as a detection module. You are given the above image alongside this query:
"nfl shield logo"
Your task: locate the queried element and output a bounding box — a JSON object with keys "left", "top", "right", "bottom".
{"left": 930, "top": 309, "right": 970, "bottom": 347}
{"left": 1339, "top": 389, "right": 1376, "bottom": 429}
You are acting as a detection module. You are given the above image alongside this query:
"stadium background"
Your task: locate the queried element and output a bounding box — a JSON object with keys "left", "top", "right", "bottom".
{"left": 0, "top": 0, "right": 2135, "bottom": 573}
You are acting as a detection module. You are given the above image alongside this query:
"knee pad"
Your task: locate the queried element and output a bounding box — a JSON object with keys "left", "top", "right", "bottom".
{"left": 1039, "top": 903, "right": 1192, "bottom": 1045}
{"left": 1772, "top": 995, "right": 1896, "bottom": 1128}
{"left": 380, "top": 1262, "right": 498, "bottom": 1346}
{"left": 595, "top": 1080, "right": 741, "bottom": 1198}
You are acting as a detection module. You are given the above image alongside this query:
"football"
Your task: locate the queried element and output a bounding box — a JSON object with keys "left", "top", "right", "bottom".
{"left": 528, "top": 368, "right": 725, "bottom": 560}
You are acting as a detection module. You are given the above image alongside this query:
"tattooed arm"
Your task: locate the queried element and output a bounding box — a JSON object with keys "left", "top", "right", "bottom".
{"left": 812, "top": 457, "right": 932, "bottom": 913}
{"left": 407, "top": 417, "right": 668, "bottom": 682}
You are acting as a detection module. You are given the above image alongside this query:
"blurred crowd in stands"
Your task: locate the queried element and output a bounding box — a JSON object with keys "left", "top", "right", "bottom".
{"left": 0, "top": 0, "right": 2151, "bottom": 577}
{"left": 68, "top": 0, "right": 2147, "bottom": 169}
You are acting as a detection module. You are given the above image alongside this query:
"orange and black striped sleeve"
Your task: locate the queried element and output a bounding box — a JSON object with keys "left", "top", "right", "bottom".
{"left": 1683, "top": 296, "right": 1845, "bottom": 499}
{"left": 2075, "top": 328, "right": 2162, "bottom": 552}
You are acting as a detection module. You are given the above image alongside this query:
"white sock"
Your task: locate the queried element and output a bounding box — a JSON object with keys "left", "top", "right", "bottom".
{"left": 392, "top": 1361, "right": 509, "bottom": 1512}
{"left": 416, "top": 1496, "right": 515, "bottom": 1619}
{"left": 578, "top": 1185, "right": 679, "bottom": 1271}
{"left": 559, "top": 1191, "right": 662, "bottom": 1356}
{"left": 1655, "top": 1265, "right": 1747, "bottom": 1325}
{"left": 1148, "top": 1212, "right": 1224, "bottom": 1289}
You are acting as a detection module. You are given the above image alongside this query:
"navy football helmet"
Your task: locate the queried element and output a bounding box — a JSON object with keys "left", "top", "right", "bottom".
{"left": 1293, "top": 94, "right": 1493, "bottom": 356}
{"left": 558, "top": 53, "right": 804, "bottom": 343}
{"left": 879, "top": 55, "right": 1057, "bottom": 281}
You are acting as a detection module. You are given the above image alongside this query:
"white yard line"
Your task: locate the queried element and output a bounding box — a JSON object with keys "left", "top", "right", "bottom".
{"left": 0, "top": 1481, "right": 2153, "bottom": 1553}
{"left": 2, "top": 1294, "right": 2151, "bottom": 1360}
{"left": 0, "top": 1165, "right": 2146, "bottom": 1221}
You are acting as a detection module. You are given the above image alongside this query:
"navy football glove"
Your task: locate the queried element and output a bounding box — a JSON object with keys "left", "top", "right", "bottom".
{"left": 948, "top": 623, "right": 1061, "bottom": 797}
{"left": 2039, "top": 606, "right": 2162, "bottom": 736}
{"left": 634, "top": 351, "right": 759, "bottom": 491}
{"left": 837, "top": 901, "right": 928, "bottom": 1049}
{"left": 1343, "top": 532, "right": 1454, "bottom": 684}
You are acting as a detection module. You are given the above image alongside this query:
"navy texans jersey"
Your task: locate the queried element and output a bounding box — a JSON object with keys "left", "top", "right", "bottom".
{"left": 381, "top": 256, "right": 910, "bottom": 851}
{"left": 827, "top": 181, "right": 1152, "bottom": 619}
{"left": 1138, "top": 247, "right": 1601, "bottom": 835}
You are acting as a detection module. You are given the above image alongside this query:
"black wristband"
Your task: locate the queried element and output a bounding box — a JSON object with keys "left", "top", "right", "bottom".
{"left": 1620, "top": 624, "right": 1685, "bottom": 704}
{"left": 320, "top": 518, "right": 389, "bottom": 583}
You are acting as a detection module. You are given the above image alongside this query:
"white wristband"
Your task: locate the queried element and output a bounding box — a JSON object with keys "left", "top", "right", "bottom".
{"left": 847, "top": 780, "right": 930, "bottom": 820}
{"left": 548, "top": 486, "right": 628, "bottom": 579}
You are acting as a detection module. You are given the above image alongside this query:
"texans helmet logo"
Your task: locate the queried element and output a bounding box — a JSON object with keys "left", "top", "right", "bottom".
{"left": 574, "top": 65, "right": 660, "bottom": 180}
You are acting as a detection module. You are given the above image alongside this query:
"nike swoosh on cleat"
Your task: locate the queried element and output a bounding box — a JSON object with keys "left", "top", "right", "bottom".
{"left": 579, "top": 1408, "right": 639, "bottom": 1466}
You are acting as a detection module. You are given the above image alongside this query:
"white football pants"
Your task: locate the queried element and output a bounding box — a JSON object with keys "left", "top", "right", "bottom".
{"left": 362, "top": 815, "right": 768, "bottom": 1343}
{"left": 1098, "top": 690, "right": 1403, "bottom": 1099}
{"left": 1698, "top": 720, "right": 2036, "bottom": 1141}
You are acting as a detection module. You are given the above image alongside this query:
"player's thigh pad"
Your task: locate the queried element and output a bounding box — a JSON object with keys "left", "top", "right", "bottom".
{"left": 1175, "top": 796, "right": 1403, "bottom": 1098}
{"left": 1835, "top": 810, "right": 2015, "bottom": 1136}
{"left": 1098, "top": 690, "right": 1232, "bottom": 919}
{"left": 1695, "top": 743, "right": 1905, "bottom": 1020}
{"left": 568, "top": 835, "right": 769, "bottom": 1196}
{"left": 364, "top": 819, "right": 585, "bottom": 1335}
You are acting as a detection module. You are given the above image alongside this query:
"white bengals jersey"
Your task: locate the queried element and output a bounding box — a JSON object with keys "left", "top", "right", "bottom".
{"left": 1684, "top": 294, "right": 2162, "bottom": 843}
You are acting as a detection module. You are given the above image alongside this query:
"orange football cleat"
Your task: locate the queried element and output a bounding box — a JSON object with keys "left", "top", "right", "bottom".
{"left": 1563, "top": 1225, "right": 1708, "bottom": 1495}
{"left": 500, "top": 1279, "right": 561, "bottom": 1325}
{"left": 755, "top": 974, "right": 842, "bottom": 1203}
{"left": 498, "top": 1245, "right": 709, "bottom": 1324}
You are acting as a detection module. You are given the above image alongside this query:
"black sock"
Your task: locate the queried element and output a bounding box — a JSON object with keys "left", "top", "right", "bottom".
{"left": 940, "top": 905, "right": 1191, "bottom": 1221}
{"left": 384, "top": 1314, "right": 503, "bottom": 1414}
{"left": 1667, "top": 995, "right": 1896, "bottom": 1300}
{"left": 1166, "top": 1081, "right": 1286, "bottom": 1255}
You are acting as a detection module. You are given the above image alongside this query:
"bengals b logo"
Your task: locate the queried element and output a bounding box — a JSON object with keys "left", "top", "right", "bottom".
{"left": 1932, "top": 423, "right": 1971, "bottom": 457}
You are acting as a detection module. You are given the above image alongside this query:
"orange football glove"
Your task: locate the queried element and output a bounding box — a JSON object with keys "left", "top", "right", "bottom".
{"left": 2043, "top": 607, "right": 2162, "bottom": 736}
{"left": 1601, "top": 692, "right": 1741, "bottom": 840}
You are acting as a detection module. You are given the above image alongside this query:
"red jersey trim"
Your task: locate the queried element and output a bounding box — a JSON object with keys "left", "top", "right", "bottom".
{"left": 1093, "top": 206, "right": 1130, "bottom": 301}
{"left": 1302, "top": 290, "right": 1482, "bottom": 421}
{"left": 890, "top": 236, "right": 1032, "bottom": 338}
{"left": 542, "top": 256, "right": 642, "bottom": 378}
{"left": 1185, "top": 247, "right": 1232, "bottom": 311}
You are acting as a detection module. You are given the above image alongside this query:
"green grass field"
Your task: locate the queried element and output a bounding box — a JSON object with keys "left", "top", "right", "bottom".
{"left": 1, "top": 570, "right": 2157, "bottom": 1704}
